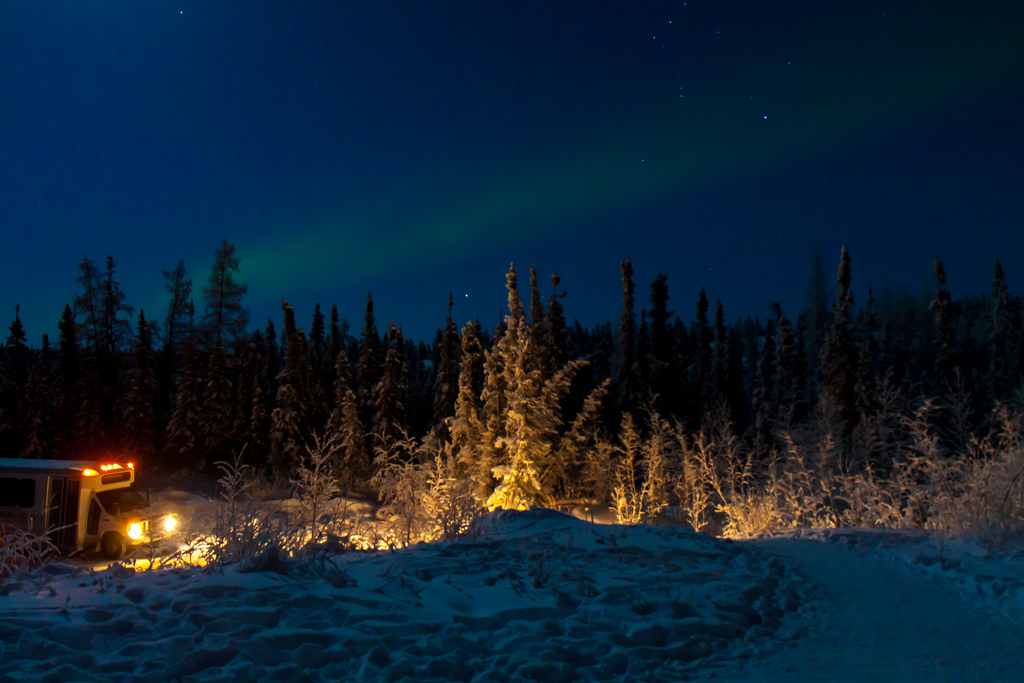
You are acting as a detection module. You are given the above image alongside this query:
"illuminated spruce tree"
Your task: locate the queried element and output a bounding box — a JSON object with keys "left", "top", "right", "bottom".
{"left": 486, "top": 292, "right": 547, "bottom": 510}
{"left": 477, "top": 265, "right": 520, "bottom": 502}
{"left": 483, "top": 263, "right": 600, "bottom": 509}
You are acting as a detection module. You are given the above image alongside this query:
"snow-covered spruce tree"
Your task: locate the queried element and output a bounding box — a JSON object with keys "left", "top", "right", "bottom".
{"left": 476, "top": 269, "right": 520, "bottom": 503}
{"left": 327, "top": 347, "right": 371, "bottom": 492}
{"left": 372, "top": 322, "right": 408, "bottom": 448}
{"left": 487, "top": 331, "right": 549, "bottom": 511}
{"left": 164, "top": 320, "right": 205, "bottom": 467}
{"left": 559, "top": 377, "right": 612, "bottom": 500}
{"left": 433, "top": 294, "right": 461, "bottom": 427}
{"left": 121, "top": 311, "right": 158, "bottom": 461}
{"left": 270, "top": 301, "right": 309, "bottom": 480}
{"left": 165, "top": 327, "right": 205, "bottom": 469}
{"left": 450, "top": 321, "right": 486, "bottom": 492}
{"left": 201, "top": 334, "right": 235, "bottom": 461}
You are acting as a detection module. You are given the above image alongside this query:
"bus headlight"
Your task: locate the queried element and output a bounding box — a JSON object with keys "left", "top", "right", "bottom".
{"left": 128, "top": 523, "right": 143, "bottom": 540}
{"left": 164, "top": 515, "right": 178, "bottom": 533}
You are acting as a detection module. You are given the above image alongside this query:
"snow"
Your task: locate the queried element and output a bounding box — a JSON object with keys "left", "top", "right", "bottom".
{"left": 3, "top": 502, "right": 1024, "bottom": 682}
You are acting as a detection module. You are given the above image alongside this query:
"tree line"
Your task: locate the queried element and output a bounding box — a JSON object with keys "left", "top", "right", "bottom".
{"left": 2, "top": 242, "right": 1023, "bottom": 516}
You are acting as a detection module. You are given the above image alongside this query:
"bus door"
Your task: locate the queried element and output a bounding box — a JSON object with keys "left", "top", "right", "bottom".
{"left": 45, "top": 477, "right": 81, "bottom": 552}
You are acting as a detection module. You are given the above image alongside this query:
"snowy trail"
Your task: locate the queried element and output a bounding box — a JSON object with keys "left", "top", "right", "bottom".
{"left": 704, "top": 536, "right": 1024, "bottom": 682}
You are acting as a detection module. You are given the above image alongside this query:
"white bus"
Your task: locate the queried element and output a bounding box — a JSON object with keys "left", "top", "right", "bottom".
{"left": 0, "top": 458, "right": 176, "bottom": 559}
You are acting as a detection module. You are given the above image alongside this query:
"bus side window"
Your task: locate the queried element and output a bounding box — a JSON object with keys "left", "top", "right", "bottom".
{"left": 87, "top": 499, "right": 100, "bottom": 535}
{"left": 0, "top": 477, "right": 35, "bottom": 507}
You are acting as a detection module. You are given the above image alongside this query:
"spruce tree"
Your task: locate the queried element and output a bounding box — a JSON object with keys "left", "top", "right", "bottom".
{"left": 121, "top": 311, "right": 158, "bottom": 461}
{"left": 270, "top": 300, "right": 308, "bottom": 478}
{"left": 357, "top": 293, "right": 382, "bottom": 409}
{"left": 202, "top": 334, "right": 234, "bottom": 459}
{"left": 158, "top": 259, "right": 192, "bottom": 425}
{"left": 451, "top": 321, "right": 485, "bottom": 484}
{"left": 433, "top": 294, "right": 460, "bottom": 426}
{"left": 987, "top": 261, "right": 1012, "bottom": 401}
{"left": 20, "top": 335, "right": 56, "bottom": 459}
{"left": 55, "top": 305, "right": 81, "bottom": 457}
{"left": 930, "top": 257, "right": 956, "bottom": 388}
{"left": 73, "top": 254, "right": 103, "bottom": 352}
{"left": 818, "top": 246, "right": 858, "bottom": 431}
{"left": 202, "top": 239, "right": 249, "bottom": 347}
{"left": 544, "top": 272, "right": 570, "bottom": 373}
{"left": 165, "top": 329, "right": 205, "bottom": 469}
{"left": 615, "top": 258, "right": 639, "bottom": 413}
{"left": 710, "top": 299, "right": 728, "bottom": 408}
{"left": 692, "top": 288, "right": 712, "bottom": 421}
{"left": 372, "top": 322, "right": 408, "bottom": 448}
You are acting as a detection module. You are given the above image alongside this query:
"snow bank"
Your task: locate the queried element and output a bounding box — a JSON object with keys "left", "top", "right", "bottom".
{"left": 0, "top": 509, "right": 800, "bottom": 682}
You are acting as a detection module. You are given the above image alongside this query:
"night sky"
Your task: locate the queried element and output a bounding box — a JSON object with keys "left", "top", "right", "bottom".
{"left": 2, "top": 1, "right": 1023, "bottom": 344}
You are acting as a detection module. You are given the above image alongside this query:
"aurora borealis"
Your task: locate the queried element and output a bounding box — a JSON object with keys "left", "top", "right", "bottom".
{"left": 2, "top": 1, "right": 1022, "bottom": 343}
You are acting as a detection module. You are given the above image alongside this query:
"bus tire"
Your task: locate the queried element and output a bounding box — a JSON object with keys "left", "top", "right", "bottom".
{"left": 100, "top": 532, "right": 125, "bottom": 560}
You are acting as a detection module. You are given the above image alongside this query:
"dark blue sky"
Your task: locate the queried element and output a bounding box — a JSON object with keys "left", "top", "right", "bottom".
{"left": 2, "top": 1, "right": 1022, "bottom": 344}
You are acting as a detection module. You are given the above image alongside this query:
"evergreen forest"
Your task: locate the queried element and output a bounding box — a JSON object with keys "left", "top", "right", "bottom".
{"left": 3, "top": 241, "right": 1024, "bottom": 539}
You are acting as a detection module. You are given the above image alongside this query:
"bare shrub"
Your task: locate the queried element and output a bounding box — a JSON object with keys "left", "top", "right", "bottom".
{"left": 205, "top": 449, "right": 280, "bottom": 565}
{"left": 0, "top": 523, "right": 58, "bottom": 582}
{"left": 613, "top": 412, "right": 673, "bottom": 525}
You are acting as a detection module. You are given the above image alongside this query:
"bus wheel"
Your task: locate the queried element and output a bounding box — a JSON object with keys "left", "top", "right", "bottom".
{"left": 100, "top": 532, "right": 125, "bottom": 560}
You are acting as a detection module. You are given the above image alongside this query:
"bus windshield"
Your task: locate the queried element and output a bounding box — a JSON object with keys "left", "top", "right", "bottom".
{"left": 96, "top": 488, "right": 148, "bottom": 514}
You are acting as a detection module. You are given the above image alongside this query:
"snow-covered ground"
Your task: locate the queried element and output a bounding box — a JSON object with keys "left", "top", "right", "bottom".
{"left": 2, "top": 500, "right": 1024, "bottom": 681}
